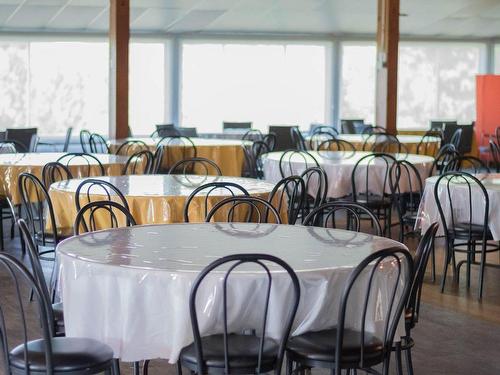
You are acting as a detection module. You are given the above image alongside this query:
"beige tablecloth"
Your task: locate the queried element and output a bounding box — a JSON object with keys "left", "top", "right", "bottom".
{"left": 109, "top": 137, "right": 247, "bottom": 176}
{"left": 49, "top": 175, "right": 284, "bottom": 228}
{"left": 0, "top": 153, "right": 128, "bottom": 205}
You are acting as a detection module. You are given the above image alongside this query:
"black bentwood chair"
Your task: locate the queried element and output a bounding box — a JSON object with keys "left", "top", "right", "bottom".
{"left": 75, "top": 179, "right": 129, "bottom": 213}
{"left": 178, "top": 253, "right": 300, "bottom": 375}
{"left": 74, "top": 200, "right": 136, "bottom": 235}
{"left": 489, "top": 140, "right": 500, "bottom": 172}
{"left": 303, "top": 201, "right": 383, "bottom": 236}
{"left": 243, "top": 141, "right": 271, "bottom": 179}
{"left": 153, "top": 136, "right": 197, "bottom": 173}
{"left": 0, "top": 253, "right": 119, "bottom": 375}
{"left": 434, "top": 172, "right": 500, "bottom": 299}
{"left": 300, "top": 167, "right": 328, "bottom": 218}
{"left": 183, "top": 182, "right": 249, "bottom": 223}
{"left": 89, "top": 133, "right": 109, "bottom": 154}
{"left": 115, "top": 140, "right": 148, "bottom": 156}
{"left": 279, "top": 150, "right": 319, "bottom": 178}
{"left": 393, "top": 222, "right": 439, "bottom": 375}
{"left": 42, "top": 162, "right": 73, "bottom": 188}
{"left": 268, "top": 176, "right": 306, "bottom": 225}
{"left": 168, "top": 157, "right": 222, "bottom": 176}
{"left": 290, "top": 127, "right": 307, "bottom": 151}
{"left": 286, "top": 247, "right": 413, "bottom": 375}
{"left": 205, "top": 196, "right": 282, "bottom": 224}
{"left": 79, "top": 129, "right": 92, "bottom": 153}
{"left": 57, "top": 153, "right": 106, "bottom": 177}
{"left": 122, "top": 150, "right": 154, "bottom": 175}
{"left": 429, "top": 144, "right": 460, "bottom": 176}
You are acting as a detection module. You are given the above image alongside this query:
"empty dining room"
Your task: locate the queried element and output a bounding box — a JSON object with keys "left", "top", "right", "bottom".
{"left": 1, "top": 0, "right": 500, "bottom": 374}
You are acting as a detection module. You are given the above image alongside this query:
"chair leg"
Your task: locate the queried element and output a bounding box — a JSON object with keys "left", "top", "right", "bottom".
{"left": 440, "top": 241, "right": 452, "bottom": 293}
{"left": 466, "top": 242, "right": 472, "bottom": 289}
{"left": 133, "top": 361, "right": 140, "bottom": 375}
{"left": 394, "top": 342, "right": 404, "bottom": 375}
{"left": 0, "top": 212, "right": 4, "bottom": 251}
{"left": 176, "top": 361, "right": 183, "bottom": 375}
{"left": 405, "top": 346, "right": 414, "bottom": 375}
{"left": 286, "top": 355, "right": 293, "bottom": 375}
{"left": 478, "top": 243, "right": 487, "bottom": 300}
{"left": 431, "top": 241, "right": 436, "bottom": 283}
{"left": 112, "top": 359, "right": 121, "bottom": 375}
{"left": 143, "top": 360, "right": 150, "bottom": 375}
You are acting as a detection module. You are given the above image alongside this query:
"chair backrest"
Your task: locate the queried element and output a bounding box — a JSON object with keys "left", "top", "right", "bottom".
{"left": 5, "top": 127, "right": 38, "bottom": 152}
{"left": 0, "top": 253, "right": 55, "bottom": 374}
{"left": 122, "top": 150, "right": 154, "bottom": 175}
{"left": 153, "top": 136, "right": 197, "bottom": 173}
{"left": 303, "top": 201, "right": 383, "bottom": 236}
{"left": 308, "top": 130, "right": 336, "bottom": 151}
{"left": 115, "top": 140, "right": 148, "bottom": 156}
{"left": 489, "top": 140, "right": 500, "bottom": 173}
{"left": 42, "top": 162, "right": 73, "bottom": 188}
{"left": 156, "top": 124, "right": 180, "bottom": 137}
{"left": 447, "top": 155, "right": 490, "bottom": 174}
{"left": 351, "top": 153, "right": 396, "bottom": 203}
{"left": 62, "top": 127, "right": 73, "bottom": 152}
{"left": 449, "top": 128, "right": 463, "bottom": 149}
{"left": 309, "top": 124, "right": 339, "bottom": 137}
{"left": 205, "top": 196, "right": 281, "bottom": 224}
{"left": 340, "top": 119, "right": 365, "bottom": 134}
{"left": 317, "top": 139, "right": 356, "bottom": 158}
{"left": 188, "top": 253, "right": 300, "bottom": 375}
{"left": 268, "top": 126, "right": 297, "bottom": 151}
{"left": 268, "top": 176, "right": 306, "bottom": 225}
{"left": 241, "top": 129, "right": 264, "bottom": 142}
{"left": 223, "top": 121, "right": 252, "bottom": 130}
{"left": 74, "top": 200, "right": 136, "bottom": 235}
{"left": 361, "top": 125, "right": 386, "bottom": 136}
{"left": 363, "top": 133, "right": 407, "bottom": 156}
{"left": 433, "top": 171, "right": 489, "bottom": 242}
{"left": 430, "top": 120, "right": 457, "bottom": 131}
{"left": 334, "top": 247, "right": 413, "bottom": 374}
{"left": 89, "top": 133, "right": 109, "bottom": 154}
{"left": 168, "top": 157, "right": 222, "bottom": 176}
{"left": 407, "top": 222, "right": 439, "bottom": 329}
{"left": 263, "top": 133, "right": 277, "bottom": 151}
{"left": 75, "top": 178, "right": 129, "bottom": 213}
{"left": 57, "top": 153, "right": 105, "bottom": 177}
{"left": 243, "top": 141, "right": 270, "bottom": 179}
{"left": 178, "top": 127, "right": 198, "bottom": 137}
{"left": 18, "top": 173, "right": 59, "bottom": 247}
{"left": 290, "top": 127, "right": 307, "bottom": 151}
{"left": 79, "top": 129, "right": 92, "bottom": 153}
{"left": 429, "top": 144, "right": 460, "bottom": 176}
{"left": 278, "top": 150, "right": 319, "bottom": 178}
{"left": 0, "top": 141, "right": 19, "bottom": 154}
{"left": 416, "top": 130, "right": 442, "bottom": 155}
{"left": 300, "top": 167, "right": 328, "bottom": 216}
{"left": 183, "top": 182, "right": 250, "bottom": 223}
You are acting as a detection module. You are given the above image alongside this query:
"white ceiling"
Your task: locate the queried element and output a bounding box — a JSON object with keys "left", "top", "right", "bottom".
{"left": 0, "top": 0, "right": 499, "bottom": 38}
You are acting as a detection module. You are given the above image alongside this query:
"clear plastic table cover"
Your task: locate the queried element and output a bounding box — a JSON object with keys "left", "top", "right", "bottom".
{"left": 263, "top": 151, "right": 434, "bottom": 198}
{"left": 0, "top": 153, "right": 128, "bottom": 204}
{"left": 49, "top": 175, "right": 278, "bottom": 226}
{"left": 417, "top": 173, "right": 500, "bottom": 239}
{"left": 57, "top": 223, "right": 408, "bottom": 363}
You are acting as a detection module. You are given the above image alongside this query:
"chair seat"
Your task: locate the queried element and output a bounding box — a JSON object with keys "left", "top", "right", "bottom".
{"left": 355, "top": 194, "right": 391, "bottom": 209}
{"left": 10, "top": 337, "right": 113, "bottom": 373}
{"left": 450, "top": 223, "right": 492, "bottom": 240}
{"left": 180, "top": 333, "right": 279, "bottom": 371}
{"left": 286, "top": 328, "right": 384, "bottom": 366}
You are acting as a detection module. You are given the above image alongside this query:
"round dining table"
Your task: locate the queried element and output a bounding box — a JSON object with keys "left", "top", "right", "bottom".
{"left": 49, "top": 174, "right": 280, "bottom": 227}
{"left": 338, "top": 134, "right": 440, "bottom": 156}
{"left": 109, "top": 137, "right": 247, "bottom": 176}
{"left": 263, "top": 151, "right": 434, "bottom": 199}
{"left": 57, "top": 222, "right": 408, "bottom": 363}
{"left": 0, "top": 153, "right": 128, "bottom": 205}
{"left": 417, "top": 173, "right": 500, "bottom": 239}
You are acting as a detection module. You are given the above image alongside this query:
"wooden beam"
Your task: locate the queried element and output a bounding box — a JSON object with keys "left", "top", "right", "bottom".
{"left": 375, "top": 0, "right": 399, "bottom": 135}
{"left": 109, "top": 0, "right": 130, "bottom": 140}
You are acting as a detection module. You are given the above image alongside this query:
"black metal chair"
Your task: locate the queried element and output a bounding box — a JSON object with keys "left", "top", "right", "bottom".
{"left": 122, "top": 150, "right": 154, "bottom": 175}
{"left": 75, "top": 179, "right": 129, "bottom": 214}
{"left": 0, "top": 141, "right": 22, "bottom": 153}
{"left": 18, "top": 218, "right": 65, "bottom": 336}
{"left": 179, "top": 253, "right": 300, "bottom": 375}
{"left": 290, "top": 127, "right": 307, "bottom": 151}
{"left": 340, "top": 119, "right": 365, "bottom": 134}
{"left": 155, "top": 124, "right": 181, "bottom": 137}
{"left": 416, "top": 130, "right": 443, "bottom": 155}
{"left": 263, "top": 133, "right": 277, "bottom": 151}
{"left": 429, "top": 144, "right": 460, "bottom": 176}
{"left": 57, "top": 153, "right": 106, "bottom": 177}
{"left": 179, "top": 127, "right": 198, "bottom": 138}
{"left": 0, "top": 252, "right": 118, "bottom": 375}
{"left": 115, "top": 140, "right": 148, "bottom": 156}
{"left": 5, "top": 127, "right": 38, "bottom": 152}
{"left": 317, "top": 139, "right": 356, "bottom": 158}
{"left": 89, "top": 133, "right": 109, "bottom": 154}
{"left": 79, "top": 129, "right": 92, "bottom": 153}
{"left": 300, "top": 167, "right": 328, "bottom": 218}
{"left": 205, "top": 196, "right": 281, "bottom": 224}
{"left": 168, "top": 157, "right": 222, "bottom": 176}
{"left": 278, "top": 150, "right": 319, "bottom": 178}
{"left": 268, "top": 176, "right": 306, "bottom": 225}
{"left": 18, "top": 173, "right": 72, "bottom": 257}
{"left": 153, "top": 136, "right": 197, "bottom": 173}
{"left": 393, "top": 222, "right": 439, "bottom": 375}
{"left": 363, "top": 133, "right": 407, "bottom": 156}
{"left": 243, "top": 141, "right": 270, "bottom": 179}
{"left": 268, "top": 126, "right": 297, "bottom": 151}
{"left": 308, "top": 131, "right": 336, "bottom": 151}
{"left": 351, "top": 153, "right": 396, "bottom": 237}
{"left": 450, "top": 128, "right": 463, "bottom": 149}
{"left": 242, "top": 129, "right": 264, "bottom": 142}
{"left": 447, "top": 155, "right": 490, "bottom": 174}
{"left": 489, "top": 140, "right": 500, "bottom": 172}
{"left": 37, "top": 127, "right": 73, "bottom": 152}
{"left": 74, "top": 200, "right": 136, "bottom": 235}
{"left": 183, "top": 182, "right": 249, "bottom": 223}
{"left": 286, "top": 247, "right": 413, "bottom": 375}
{"left": 361, "top": 125, "right": 386, "bottom": 136}
{"left": 42, "top": 162, "right": 73, "bottom": 188}
{"left": 434, "top": 172, "right": 499, "bottom": 299}
{"left": 302, "top": 201, "right": 383, "bottom": 236}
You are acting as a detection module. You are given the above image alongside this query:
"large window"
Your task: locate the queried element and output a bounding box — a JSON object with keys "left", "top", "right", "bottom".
{"left": 398, "top": 42, "right": 483, "bottom": 129}
{"left": 340, "top": 43, "right": 376, "bottom": 125}
{"left": 181, "top": 41, "right": 328, "bottom": 132}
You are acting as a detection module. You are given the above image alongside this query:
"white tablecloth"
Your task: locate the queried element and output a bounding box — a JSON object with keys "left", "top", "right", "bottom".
{"left": 57, "top": 223, "right": 408, "bottom": 363}
{"left": 263, "top": 151, "right": 434, "bottom": 198}
{"left": 417, "top": 173, "right": 500, "bottom": 239}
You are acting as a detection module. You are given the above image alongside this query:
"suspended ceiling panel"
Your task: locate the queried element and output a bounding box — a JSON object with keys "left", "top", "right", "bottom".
{"left": 0, "top": 0, "right": 498, "bottom": 38}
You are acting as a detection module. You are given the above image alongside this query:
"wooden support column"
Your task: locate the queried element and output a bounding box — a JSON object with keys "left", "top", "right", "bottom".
{"left": 109, "top": 0, "right": 130, "bottom": 139}
{"left": 375, "top": 0, "right": 399, "bottom": 135}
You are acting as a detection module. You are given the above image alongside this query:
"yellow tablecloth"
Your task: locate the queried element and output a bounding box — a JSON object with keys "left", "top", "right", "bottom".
{"left": 109, "top": 137, "right": 247, "bottom": 176}
{"left": 49, "top": 175, "right": 284, "bottom": 228}
{"left": 307, "top": 134, "right": 440, "bottom": 157}
{"left": 0, "top": 153, "right": 128, "bottom": 205}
